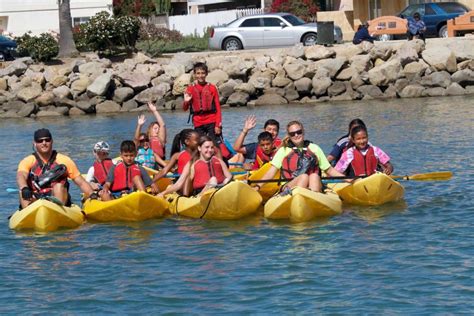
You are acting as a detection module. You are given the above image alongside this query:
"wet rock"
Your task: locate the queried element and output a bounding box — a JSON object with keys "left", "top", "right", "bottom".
{"left": 399, "top": 84, "right": 425, "bottom": 98}
{"left": 113, "top": 87, "right": 134, "bottom": 103}
{"left": 284, "top": 83, "right": 299, "bottom": 101}
{"left": 69, "top": 107, "right": 86, "bottom": 115}
{"left": 96, "top": 100, "right": 121, "bottom": 113}
{"left": 17, "top": 102, "right": 37, "bottom": 117}
{"left": 422, "top": 87, "right": 446, "bottom": 97}
{"left": 254, "top": 93, "right": 288, "bottom": 106}
{"left": 121, "top": 99, "right": 139, "bottom": 111}
{"left": 357, "top": 85, "right": 384, "bottom": 99}
{"left": 227, "top": 91, "right": 250, "bottom": 107}
{"left": 328, "top": 81, "right": 346, "bottom": 97}
{"left": 36, "top": 110, "right": 62, "bottom": 117}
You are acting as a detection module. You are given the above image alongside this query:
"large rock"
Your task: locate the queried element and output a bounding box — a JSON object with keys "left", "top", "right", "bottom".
{"left": 403, "top": 61, "right": 428, "bottom": 81}
{"left": 113, "top": 87, "right": 134, "bottom": 103}
{"left": 36, "top": 110, "right": 62, "bottom": 117}
{"left": 169, "top": 53, "right": 194, "bottom": 72}
{"left": 399, "top": 84, "right": 425, "bottom": 98}
{"left": 24, "top": 69, "right": 45, "bottom": 85}
{"left": 335, "top": 44, "right": 363, "bottom": 60}
{"left": 17, "top": 102, "right": 36, "bottom": 117}
{"left": 305, "top": 45, "right": 335, "bottom": 60}
{"left": 397, "top": 41, "right": 419, "bottom": 66}
{"left": 0, "top": 78, "right": 7, "bottom": 91}
{"left": 351, "top": 55, "right": 372, "bottom": 72}
{"left": 422, "top": 87, "right": 446, "bottom": 97}
{"left": 78, "top": 61, "right": 106, "bottom": 76}
{"left": 96, "top": 100, "right": 121, "bottom": 113}
{"left": 327, "top": 81, "right": 346, "bottom": 97}
{"left": 283, "top": 61, "right": 305, "bottom": 80}
{"left": 357, "top": 85, "right": 384, "bottom": 99}
{"left": 0, "top": 60, "right": 28, "bottom": 77}
{"left": 248, "top": 70, "right": 273, "bottom": 89}
{"left": 69, "top": 107, "right": 86, "bottom": 115}
{"left": 420, "top": 71, "right": 451, "bottom": 88}
{"left": 272, "top": 73, "right": 292, "bottom": 88}
{"left": 368, "top": 58, "right": 401, "bottom": 86}
{"left": 52, "top": 85, "right": 71, "bottom": 99}
{"left": 312, "top": 76, "right": 332, "bottom": 96}
{"left": 283, "top": 83, "right": 298, "bottom": 101}
{"left": 451, "top": 69, "right": 474, "bottom": 85}
{"left": 286, "top": 44, "right": 305, "bottom": 58}
{"left": 457, "top": 60, "right": 474, "bottom": 71}
{"left": 254, "top": 93, "right": 288, "bottom": 106}
{"left": 76, "top": 100, "right": 95, "bottom": 113}
{"left": 134, "top": 84, "right": 169, "bottom": 104}
{"left": 312, "top": 58, "right": 346, "bottom": 78}
{"left": 218, "top": 79, "right": 240, "bottom": 98}
{"left": 369, "top": 45, "right": 393, "bottom": 61}
{"left": 35, "top": 92, "right": 55, "bottom": 107}
{"left": 227, "top": 91, "right": 250, "bottom": 106}
{"left": 70, "top": 76, "right": 90, "bottom": 96}
{"left": 163, "top": 63, "right": 185, "bottom": 78}
{"left": 294, "top": 77, "right": 312, "bottom": 93}
{"left": 234, "top": 82, "right": 256, "bottom": 95}
{"left": 172, "top": 73, "right": 192, "bottom": 95}
{"left": 87, "top": 73, "right": 112, "bottom": 97}
{"left": 421, "top": 46, "right": 457, "bottom": 73}
{"left": 446, "top": 82, "right": 465, "bottom": 95}
{"left": 121, "top": 99, "right": 139, "bottom": 111}
{"left": 206, "top": 69, "right": 229, "bottom": 85}
{"left": 49, "top": 75, "right": 68, "bottom": 88}
{"left": 16, "top": 83, "right": 43, "bottom": 102}
{"left": 116, "top": 71, "right": 152, "bottom": 91}
{"left": 2, "top": 100, "right": 25, "bottom": 111}
{"left": 336, "top": 67, "right": 358, "bottom": 81}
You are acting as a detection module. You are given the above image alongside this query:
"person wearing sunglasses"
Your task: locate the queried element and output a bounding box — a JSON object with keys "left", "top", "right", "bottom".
{"left": 252, "top": 121, "right": 345, "bottom": 193}
{"left": 16, "top": 128, "right": 94, "bottom": 209}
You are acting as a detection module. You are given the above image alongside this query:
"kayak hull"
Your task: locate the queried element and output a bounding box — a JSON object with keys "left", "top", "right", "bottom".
{"left": 9, "top": 199, "right": 84, "bottom": 232}
{"left": 328, "top": 173, "right": 405, "bottom": 206}
{"left": 83, "top": 191, "right": 168, "bottom": 222}
{"left": 265, "top": 187, "right": 342, "bottom": 222}
{"left": 167, "top": 181, "right": 262, "bottom": 220}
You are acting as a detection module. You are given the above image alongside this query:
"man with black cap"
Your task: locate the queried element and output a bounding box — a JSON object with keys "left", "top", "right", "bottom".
{"left": 17, "top": 128, "right": 93, "bottom": 208}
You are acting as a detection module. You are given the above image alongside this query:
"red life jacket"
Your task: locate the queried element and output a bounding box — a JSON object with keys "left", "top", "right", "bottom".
{"left": 28, "top": 151, "right": 67, "bottom": 194}
{"left": 253, "top": 146, "right": 276, "bottom": 170}
{"left": 150, "top": 137, "right": 165, "bottom": 159}
{"left": 192, "top": 156, "right": 226, "bottom": 191}
{"left": 349, "top": 146, "right": 378, "bottom": 176}
{"left": 110, "top": 162, "right": 142, "bottom": 192}
{"left": 188, "top": 83, "right": 216, "bottom": 115}
{"left": 93, "top": 158, "right": 114, "bottom": 185}
{"left": 281, "top": 141, "right": 319, "bottom": 179}
{"left": 274, "top": 138, "right": 282, "bottom": 147}
{"left": 177, "top": 150, "right": 192, "bottom": 174}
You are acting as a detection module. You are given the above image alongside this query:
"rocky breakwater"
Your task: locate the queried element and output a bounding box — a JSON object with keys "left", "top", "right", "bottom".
{"left": 0, "top": 38, "right": 473, "bottom": 119}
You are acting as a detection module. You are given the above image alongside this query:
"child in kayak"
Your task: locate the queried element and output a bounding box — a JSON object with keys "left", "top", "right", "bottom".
{"left": 253, "top": 121, "right": 346, "bottom": 193}
{"left": 101, "top": 141, "right": 157, "bottom": 200}
{"left": 85, "top": 141, "right": 114, "bottom": 190}
{"left": 153, "top": 129, "right": 200, "bottom": 195}
{"left": 327, "top": 118, "right": 366, "bottom": 165}
{"left": 249, "top": 131, "right": 279, "bottom": 170}
{"left": 335, "top": 125, "right": 393, "bottom": 177}
{"left": 134, "top": 114, "right": 167, "bottom": 170}
{"left": 158, "top": 135, "right": 233, "bottom": 197}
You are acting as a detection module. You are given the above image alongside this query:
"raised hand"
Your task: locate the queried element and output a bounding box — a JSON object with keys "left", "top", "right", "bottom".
{"left": 184, "top": 92, "right": 192, "bottom": 103}
{"left": 147, "top": 101, "right": 157, "bottom": 112}
{"left": 244, "top": 115, "right": 257, "bottom": 132}
{"left": 137, "top": 114, "right": 146, "bottom": 126}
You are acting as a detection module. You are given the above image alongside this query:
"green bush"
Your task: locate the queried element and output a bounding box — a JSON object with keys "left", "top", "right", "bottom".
{"left": 16, "top": 32, "right": 59, "bottom": 62}
{"left": 72, "top": 25, "right": 90, "bottom": 52}
{"left": 80, "top": 11, "right": 140, "bottom": 55}
{"left": 136, "top": 35, "right": 208, "bottom": 56}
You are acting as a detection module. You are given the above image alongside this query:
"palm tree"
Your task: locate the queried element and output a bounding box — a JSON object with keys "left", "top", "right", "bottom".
{"left": 58, "top": 0, "right": 79, "bottom": 57}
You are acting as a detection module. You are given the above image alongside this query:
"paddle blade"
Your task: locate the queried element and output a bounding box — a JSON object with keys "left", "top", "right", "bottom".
{"left": 392, "top": 171, "right": 453, "bottom": 181}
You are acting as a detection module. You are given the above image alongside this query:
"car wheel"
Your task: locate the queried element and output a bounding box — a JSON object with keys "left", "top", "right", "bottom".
{"left": 223, "top": 37, "right": 242, "bottom": 51}
{"left": 377, "top": 34, "right": 393, "bottom": 42}
{"left": 438, "top": 25, "right": 448, "bottom": 38}
{"left": 302, "top": 33, "right": 317, "bottom": 46}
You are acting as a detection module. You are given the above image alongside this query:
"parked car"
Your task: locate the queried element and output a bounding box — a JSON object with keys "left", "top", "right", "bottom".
{"left": 209, "top": 13, "right": 343, "bottom": 51}
{"left": 399, "top": 2, "right": 470, "bottom": 38}
{"left": 0, "top": 35, "right": 17, "bottom": 61}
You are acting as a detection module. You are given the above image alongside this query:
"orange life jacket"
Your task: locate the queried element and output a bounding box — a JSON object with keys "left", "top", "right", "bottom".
{"left": 281, "top": 141, "right": 319, "bottom": 179}
{"left": 110, "top": 162, "right": 142, "bottom": 192}
{"left": 192, "top": 156, "right": 226, "bottom": 191}
{"left": 349, "top": 146, "right": 378, "bottom": 176}
{"left": 93, "top": 158, "right": 114, "bottom": 185}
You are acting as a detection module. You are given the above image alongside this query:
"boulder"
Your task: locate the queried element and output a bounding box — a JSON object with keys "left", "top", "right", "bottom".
{"left": 121, "top": 99, "right": 139, "bottom": 111}
{"left": 0, "top": 60, "right": 28, "bottom": 77}
{"left": 446, "top": 82, "right": 465, "bottom": 95}
{"left": 96, "top": 100, "right": 121, "bottom": 113}
{"left": 403, "top": 61, "right": 428, "bottom": 81}
{"left": 457, "top": 60, "right": 474, "bottom": 71}
{"left": 305, "top": 45, "right": 335, "bottom": 60}
{"left": 49, "top": 75, "right": 68, "bottom": 88}
{"left": 134, "top": 84, "right": 169, "bottom": 104}
{"left": 383, "top": 85, "right": 398, "bottom": 98}
{"left": 357, "top": 85, "right": 384, "bottom": 99}
{"left": 218, "top": 79, "right": 240, "bottom": 98}
{"left": 52, "top": 85, "right": 71, "bottom": 99}
{"left": 0, "top": 110, "right": 20, "bottom": 118}
{"left": 336, "top": 67, "right": 358, "bottom": 81}
{"left": 87, "top": 73, "right": 112, "bottom": 97}
{"left": 422, "top": 87, "right": 447, "bottom": 97}
{"left": 369, "top": 45, "right": 393, "bottom": 61}
{"left": 312, "top": 58, "right": 346, "bottom": 78}
{"left": 284, "top": 83, "right": 299, "bottom": 101}
{"left": 286, "top": 44, "right": 305, "bottom": 58}
{"left": 54, "top": 106, "right": 70, "bottom": 116}
{"left": 35, "top": 92, "right": 55, "bottom": 107}
{"left": 254, "top": 93, "right": 288, "bottom": 106}
{"left": 163, "top": 63, "right": 185, "bottom": 78}
{"left": 420, "top": 71, "right": 451, "bottom": 88}
{"left": 24, "top": 69, "right": 45, "bottom": 85}
{"left": 294, "top": 77, "right": 312, "bottom": 93}
{"left": 327, "top": 81, "right": 346, "bottom": 97}
{"left": 152, "top": 73, "right": 173, "bottom": 86}
{"left": 255, "top": 56, "right": 270, "bottom": 69}
{"left": 451, "top": 69, "right": 474, "bottom": 85}
{"left": 368, "top": 58, "right": 401, "bottom": 86}
{"left": 54, "top": 98, "right": 76, "bottom": 108}
{"left": 172, "top": 73, "right": 192, "bottom": 96}
{"left": 283, "top": 61, "right": 305, "bottom": 80}
{"left": 36, "top": 110, "right": 62, "bottom": 117}
{"left": 113, "top": 87, "right": 135, "bottom": 103}
{"left": 248, "top": 70, "right": 273, "bottom": 89}
{"left": 16, "top": 83, "right": 43, "bottom": 102}
{"left": 399, "top": 84, "right": 425, "bottom": 98}
{"left": 397, "top": 41, "right": 419, "bottom": 66}
{"left": 78, "top": 61, "right": 106, "bottom": 76}
{"left": 69, "top": 107, "right": 86, "bottom": 115}
{"left": 206, "top": 69, "right": 229, "bottom": 85}
{"left": 76, "top": 100, "right": 95, "bottom": 113}
{"left": 234, "top": 82, "right": 256, "bottom": 95}
{"left": 335, "top": 44, "right": 364, "bottom": 60}
{"left": 272, "top": 74, "right": 292, "bottom": 88}
{"left": 169, "top": 52, "right": 194, "bottom": 72}
{"left": 17, "top": 102, "right": 37, "bottom": 117}
{"left": 421, "top": 46, "right": 457, "bottom": 73}
{"left": 312, "top": 76, "right": 332, "bottom": 96}
{"left": 2, "top": 100, "right": 25, "bottom": 111}
{"left": 116, "top": 71, "right": 152, "bottom": 91}
{"left": 350, "top": 73, "right": 366, "bottom": 89}
{"left": 394, "top": 78, "right": 410, "bottom": 93}
{"left": 0, "top": 78, "right": 7, "bottom": 91}
{"left": 351, "top": 55, "right": 372, "bottom": 72}
{"left": 227, "top": 91, "right": 250, "bottom": 106}
{"left": 70, "top": 76, "right": 90, "bottom": 96}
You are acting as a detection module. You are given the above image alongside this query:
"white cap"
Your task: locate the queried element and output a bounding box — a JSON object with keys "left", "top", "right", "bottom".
{"left": 93, "top": 141, "right": 110, "bottom": 153}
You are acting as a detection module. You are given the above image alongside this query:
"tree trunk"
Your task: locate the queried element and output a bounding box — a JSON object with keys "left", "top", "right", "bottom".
{"left": 58, "top": 0, "right": 79, "bottom": 58}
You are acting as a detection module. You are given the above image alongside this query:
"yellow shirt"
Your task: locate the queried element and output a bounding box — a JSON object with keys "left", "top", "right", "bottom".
{"left": 271, "top": 143, "right": 331, "bottom": 171}
{"left": 18, "top": 153, "right": 81, "bottom": 180}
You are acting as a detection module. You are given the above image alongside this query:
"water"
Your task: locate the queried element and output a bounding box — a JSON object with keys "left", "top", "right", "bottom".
{"left": 1, "top": 96, "right": 473, "bottom": 313}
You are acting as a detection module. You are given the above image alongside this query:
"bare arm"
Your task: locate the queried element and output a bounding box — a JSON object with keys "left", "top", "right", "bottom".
{"left": 153, "top": 153, "right": 167, "bottom": 168}
{"left": 233, "top": 115, "right": 257, "bottom": 152}
{"left": 148, "top": 101, "right": 167, "bottom": 145}
{"left": 17, "top": 170, "right": 29, "bottom": 190}
{"left": 380, "top": 161, "right": 394, "bottom": 175}
{"left": 324, "top": 166, "right": 346, "bottom": 178}
{"left": 219, "top": 159, "right": 233, "bottom": 185}
{"left": 153, "top": 153, "right": 179, "bottom": 182}
{"left": 73, "top": 175, "right": 94, "bottom": 198}
{"left": 158, "top": 162, "right": 191, "bottom": 197}
{"left": 134, "top": 115, "right": 146, "bottom": 146}
{"left": 252, "top": 165, "right": 279, "bottom": 190}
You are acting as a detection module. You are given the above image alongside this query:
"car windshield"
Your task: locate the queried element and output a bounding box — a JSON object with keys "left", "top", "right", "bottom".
{"left": 282, "top": 14, "right": 305, "bottom": 26}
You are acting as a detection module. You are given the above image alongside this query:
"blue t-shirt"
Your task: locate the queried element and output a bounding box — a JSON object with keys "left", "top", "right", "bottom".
{"left": 243, "top": 142, "right": 258, "bottom": 160}
{"left": 329, "top": 134, "right": 349, "bottom": 164}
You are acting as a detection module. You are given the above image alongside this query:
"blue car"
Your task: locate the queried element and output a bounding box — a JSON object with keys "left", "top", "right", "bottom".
{"left": 399, "top": 2, "right": 470, "bottom": 38}
{"left": 0, "top": 35, "right": 17, "bottom": 61}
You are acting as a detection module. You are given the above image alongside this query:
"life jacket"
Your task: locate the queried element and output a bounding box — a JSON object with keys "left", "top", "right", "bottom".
{"left": 177, "top": 150, "right": 192, "bottom": 175}
{"left": 192, "top": 156, "right": 226, "bottom": 191}
{"left": 135, "top": 146, "right": 156, "bottom": 169}
{"left": 280, "top": 141, "right": 319, "bottom": 179}
{"left": 150, "top": 137, "right": 165, "bottom": 159}
{"left": 110, "top": 162, "right": 142, "bottom": 192}
{"left": 349, "top": 146, "right": 378, "bottom": 176}
{"left": 188, "top": 83, "right": 216, "bottom": 116}
{"left": 253, "top": 146, "right": 276, "bottom": 170}
{"left": 93, "top": 158, "right": 114, "bottom": 185}
{"left": 274, "top": 137, "right": 282, "bottom": 147}
{"left": 28, "top": 151, "right": 68, "bottom": 195}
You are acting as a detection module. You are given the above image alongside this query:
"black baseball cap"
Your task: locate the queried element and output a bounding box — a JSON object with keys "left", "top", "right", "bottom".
{"left": 34, "top": 128, "right": 52, "bottom": 142}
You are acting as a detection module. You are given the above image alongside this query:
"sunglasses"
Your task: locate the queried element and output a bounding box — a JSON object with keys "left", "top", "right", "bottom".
{"left": 288, "top": 130, "right": 303, "bottom": 137}
{"left": 35, "top": 138, "right": 52, "bottom": 143}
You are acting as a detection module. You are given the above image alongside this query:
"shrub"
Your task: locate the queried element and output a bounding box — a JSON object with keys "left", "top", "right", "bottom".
{"left": 136, "top": 35, "right": 208, "bottom": 56}
{"left": 16, "top": 32, "right": 59, "bottom": 62}
{"left": 80, "top": 11, "right": 140, "bottom": 55}
{"left": 72, "top": 25, "right": 90, "bottom": 52}
{"left": 270, "top": 0, "right": 319, "bottom": 22}
{"left": 139, "top": 24, "right": 183, "bottom": 42}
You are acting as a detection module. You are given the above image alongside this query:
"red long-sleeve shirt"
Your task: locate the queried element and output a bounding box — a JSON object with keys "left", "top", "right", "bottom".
{"left": 183, "top": 82, "right": 222, "bottom": 128}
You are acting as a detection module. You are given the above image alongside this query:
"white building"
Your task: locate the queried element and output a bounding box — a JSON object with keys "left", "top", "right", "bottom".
{"left": 0, "top": 0, "right": 113, "bottom": 36}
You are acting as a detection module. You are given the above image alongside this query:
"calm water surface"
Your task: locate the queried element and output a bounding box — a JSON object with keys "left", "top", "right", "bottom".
{"left": 0, "top": 96, "right": 473, "bottom": 313}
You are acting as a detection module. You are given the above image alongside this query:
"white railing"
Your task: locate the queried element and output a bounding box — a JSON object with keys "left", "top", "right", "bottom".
{"left": 236, "top": 7, "right": 264, "bottom": 18}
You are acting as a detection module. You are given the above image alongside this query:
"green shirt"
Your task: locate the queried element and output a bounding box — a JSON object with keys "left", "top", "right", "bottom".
{"left": 271, "top": 143, "right": 331, "bottom": 171}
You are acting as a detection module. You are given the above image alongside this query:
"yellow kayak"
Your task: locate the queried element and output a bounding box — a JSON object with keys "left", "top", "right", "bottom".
{"left": 265, "top": 187, "right": 342, "bottom": 222}
{"left": 83, "top": 191, "right": 169, "bottom": 222}
{"left": 327, "top": 173, "right": 405, "bottom": 206}
{"left": 167, "top": 181, "right": 262, "bottom": 220}
{"left": 9, "top": 199, "right": 84, "bottom": 232}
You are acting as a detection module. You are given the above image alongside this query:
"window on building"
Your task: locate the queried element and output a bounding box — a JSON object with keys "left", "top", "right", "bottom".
{"left": 240, "top": 18, "right": 262, "bottom": 27}
{"left": 73, "top": 17, "right": 90, "bottom": 27}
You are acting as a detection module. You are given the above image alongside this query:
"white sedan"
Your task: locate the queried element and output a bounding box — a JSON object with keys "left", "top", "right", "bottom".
{"left": 209, "top": 13, "right": 343, "bottom": 51}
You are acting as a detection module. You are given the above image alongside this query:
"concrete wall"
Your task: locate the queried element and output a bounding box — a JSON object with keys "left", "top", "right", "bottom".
{"left": 318, "top": 11, "right": 355, "bottom": 41}
{"left": 0, "top": 0, "right": 112, "bottom": 36}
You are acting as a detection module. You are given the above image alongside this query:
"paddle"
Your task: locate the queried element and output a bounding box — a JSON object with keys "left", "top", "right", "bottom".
{"left": 6, "top": 188, "right": 19, "bottom": 193}
{"left": 247, "top": 175, "right": 365, "bottom": 184}
{"left": 164, "top": 170, "right": 248, "bottom": 179}
{"left": 391, "top": 171, "right": 452, "bottom": 181}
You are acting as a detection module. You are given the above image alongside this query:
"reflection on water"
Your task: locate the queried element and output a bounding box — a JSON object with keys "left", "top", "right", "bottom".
{"left": 0, "top": 95, "right": 473, "bottom": 313}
